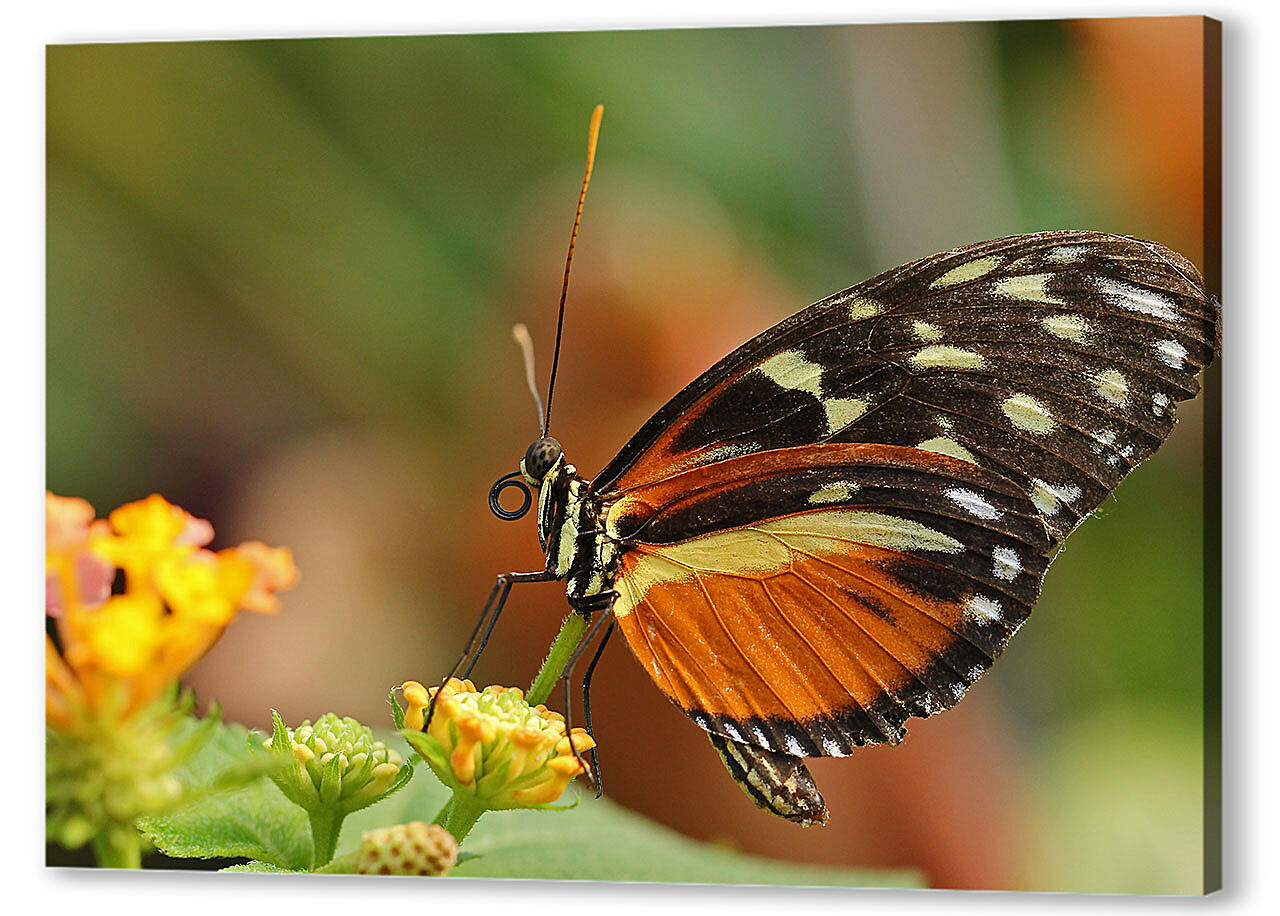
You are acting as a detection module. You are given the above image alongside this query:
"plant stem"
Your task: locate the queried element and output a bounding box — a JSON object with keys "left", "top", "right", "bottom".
{"left": 308, "top": 807, "right": 344, "bottom": 870}
{"left": 527, "top": 612, "right": 587, "bottom": 706}
{"left": 436, "top": 793, "right": 488, "bottom": 845}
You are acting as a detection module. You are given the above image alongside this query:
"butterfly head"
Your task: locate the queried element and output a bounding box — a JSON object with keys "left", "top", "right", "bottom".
{"left": 520, "top": 436, "right": 563, "bottom": 488}
{"left": 487, "top": 436, "right": 566, "bottom": 524}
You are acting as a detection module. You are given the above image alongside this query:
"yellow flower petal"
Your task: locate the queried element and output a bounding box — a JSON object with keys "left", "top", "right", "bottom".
{"left": 77, "top": 594, "right": 165, "bottom": 677}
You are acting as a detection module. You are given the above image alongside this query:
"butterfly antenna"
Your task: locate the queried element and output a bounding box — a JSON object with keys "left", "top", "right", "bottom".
{"left": 543, "top": 103, "right": 604, "bottom": 435}
{"left": 511, "top": 323, "right": 546, "bottom": 435}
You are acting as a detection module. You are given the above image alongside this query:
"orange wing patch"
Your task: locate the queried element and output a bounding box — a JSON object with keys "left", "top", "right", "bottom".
{"left": 614, "top": 507, "right": 1044, "bottom": 757}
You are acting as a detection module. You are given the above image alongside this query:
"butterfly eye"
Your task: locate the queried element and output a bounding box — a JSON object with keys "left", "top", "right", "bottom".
{"left": 522, "top": 437, "right": 563, "bottom": 483}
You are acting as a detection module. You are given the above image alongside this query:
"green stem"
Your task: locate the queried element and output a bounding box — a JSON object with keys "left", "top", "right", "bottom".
{"left": 307, "top": 807, "right": 344, "bottom": 870}
{"left": 436, "top": 792, "right": 488, "bottom": 845}
{"left": 92, "top": 829, "right": 142, "bottom": 869}
{"left": 527, "top": 612, "right": 587, "bottom": 707}
{"left": 429, "top": 797, "right": 453, "bottom": 829}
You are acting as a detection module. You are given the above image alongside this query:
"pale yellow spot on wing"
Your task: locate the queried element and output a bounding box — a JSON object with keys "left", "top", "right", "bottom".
{"left": 1029, "top": 478, "right": 1082, "bottom": 516}
{"left": 822, "top": 397, "right": 869, "bottom": 432}
{"left": 1042, "top": 313, "right": 1089, "bottom": 341}
{"left": 1002, "top": 393, "right": 1057, "bottom": 434}
{"left": 930, "top": 256, "right": 1001, "bottom": 288}
{"left": 613, "top": 509, "right": 963, "bottom": 615}
{"left": 908, "top": 345, "right": 987, "bottom": 370}
{"left": 846, "top": 298, "right": 882, "bottom": 320}
{"left": 993, "top": 273, "right": 1063, "bottom": 304}
{"left": 1092, "top": 368, "right": 1129, "bottom": 405}
{"left": 755, "top": 350, "right": 867, "bottom": 435}
{"left": 912, "top": 320, "right": 943, "bottom": 342}
{"left": 916, "top": 436, "right": 977, "bottom": 463}
{"left": 808, "top": 482, "right": 860, "bottom": 505}
{"left": 757, "top": 350, "right": 823, "bottom": 398}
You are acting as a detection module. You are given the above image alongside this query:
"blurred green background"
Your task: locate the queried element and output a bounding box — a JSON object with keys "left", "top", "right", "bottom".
{"left": 46, "top": 17, "right": 1215, "bottom": 893}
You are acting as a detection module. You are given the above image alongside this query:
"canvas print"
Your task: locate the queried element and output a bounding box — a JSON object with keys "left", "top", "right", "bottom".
{"left": 46, "top": 15, "right": 1221, "bottom": 894}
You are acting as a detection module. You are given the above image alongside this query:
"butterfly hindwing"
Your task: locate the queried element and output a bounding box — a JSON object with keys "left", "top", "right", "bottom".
{"left": 606, "top": 443, "right": 1050, "bottom": 757}
{"left": 594, "top": 231, "right": 1219, "bottom": 546}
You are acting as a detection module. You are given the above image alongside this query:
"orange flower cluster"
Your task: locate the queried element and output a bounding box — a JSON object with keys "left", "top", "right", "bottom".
{"left": 45, "top": 492, "right": 298, "bottom": 727}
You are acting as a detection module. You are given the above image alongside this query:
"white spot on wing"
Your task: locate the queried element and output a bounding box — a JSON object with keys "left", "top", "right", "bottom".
{"left": 992, "top": 546, "right": 1022, "bottom": 581}
{"left": 945, "top": 487, "right": 1002, "bottom": 520}
{"left": 821, "top": 737, "right": 843, "bottom": 756}
{"left": 966, "top": 594, "right": 1003, "bottom": 623}
{"left": 783, "top": 734, "right": 805, "bottom": 755}
{"left": 752, "top": 726, "right": 770, "bottom": 748}
{"left": 1099, "top": 279, "right": 1180, "bottom": 321}
{"left": 1153, "top": 392, "right": 1171, "bottom": 415}
{"left": 1045, "top": 244, "right": 1091, "bottom": 264}
{"left": 723, "top": 722, "right": 743, "bottom": 742}
{"left": 1155, "top": 339, "right": 1188, "bottom": 368}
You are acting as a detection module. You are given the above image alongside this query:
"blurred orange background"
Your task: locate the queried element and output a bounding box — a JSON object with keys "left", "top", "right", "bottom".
{"left": 46, "top": 16, "right": 1217, "bottom": 892}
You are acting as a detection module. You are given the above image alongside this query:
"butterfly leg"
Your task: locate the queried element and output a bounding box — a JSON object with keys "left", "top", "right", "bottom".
{"left": 424, "top": 569, "right": 556, "bottom": 731}
{"left": 707, "top": 731, "right": 829, "bottom": 827}
{"left": 580, "top": 616, "right": 616, "bottom": 798}
{"left": 558, "top": 592, "right": 618, "bottom": 790}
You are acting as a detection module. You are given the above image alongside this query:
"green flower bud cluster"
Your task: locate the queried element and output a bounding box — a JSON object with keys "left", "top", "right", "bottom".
{"left": 357, "top": 821, "right": 458, "bottom": 876}
{"left": 261, "top": 710, "right": 413, "bottom": 869}
{"left": 45, "top": 691, "right": 225, "bottom": 868}
{"left": 266, "top": 712, "right": 404, "bottom": 809}
{"left": 46, "top": 707, "right": 184, "bottom": 860}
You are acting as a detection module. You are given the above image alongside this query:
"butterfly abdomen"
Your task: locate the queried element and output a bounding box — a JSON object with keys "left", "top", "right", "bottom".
{"left": 707, "top": 731, "right": 829, "bottom": 827}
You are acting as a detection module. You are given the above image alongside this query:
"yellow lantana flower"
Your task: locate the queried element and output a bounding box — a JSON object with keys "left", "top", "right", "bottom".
{"left": 400, "top": 678, "right": 595, "bottom": 811}
{"left": 45, "top": 491, "right": 299, "bottom": 867}
{"left": 45, "top": 491, "right": 298, "bottom": 725}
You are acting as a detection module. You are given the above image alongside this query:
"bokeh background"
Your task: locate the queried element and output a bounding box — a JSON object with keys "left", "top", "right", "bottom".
{"left": 46, "top": 16, "right": 1218, "bottom": 893}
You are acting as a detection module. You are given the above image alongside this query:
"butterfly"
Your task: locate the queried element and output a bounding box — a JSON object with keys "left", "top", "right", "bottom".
{"left": 455, "top": 107, "right": 1221, "bottom": 826}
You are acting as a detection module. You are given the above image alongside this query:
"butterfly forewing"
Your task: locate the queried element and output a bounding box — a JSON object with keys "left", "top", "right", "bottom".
{"left": 594, "top": 231, "right": 1219, "bottom": 546}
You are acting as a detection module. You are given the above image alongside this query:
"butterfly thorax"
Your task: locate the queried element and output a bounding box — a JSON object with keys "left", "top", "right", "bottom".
{"left": 532, "top": 454, "right": 621, "bottom": 603}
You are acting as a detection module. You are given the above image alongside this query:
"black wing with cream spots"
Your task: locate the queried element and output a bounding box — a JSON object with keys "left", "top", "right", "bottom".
{"left": 594, "top": 231, "right": 1219, "bottom": 547}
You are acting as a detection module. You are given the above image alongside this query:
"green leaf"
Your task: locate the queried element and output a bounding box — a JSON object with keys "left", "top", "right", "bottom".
{"left": 339, "top": 745, "right": 922, "bottom": 888}
{"left": 138, "top": 719, "right": 311, "bottom": 872}
{"left": 387, "top": 687, "right": 406, "bottom": 730}
{"left": 222, "top": 860, "right": 299, "bottom": 874}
